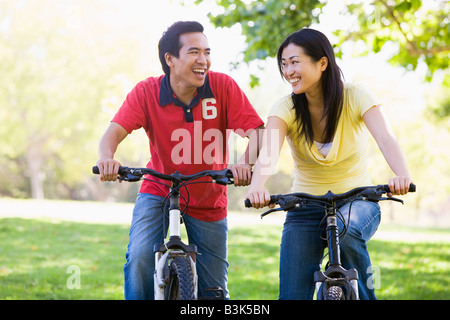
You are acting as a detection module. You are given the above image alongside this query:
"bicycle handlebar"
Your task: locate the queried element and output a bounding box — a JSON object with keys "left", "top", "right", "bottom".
{"left": 244, "top": 183, "right": 416, "bottom": 209}
{"left": 92, "top": 166, "right": 234, "bottom": 185}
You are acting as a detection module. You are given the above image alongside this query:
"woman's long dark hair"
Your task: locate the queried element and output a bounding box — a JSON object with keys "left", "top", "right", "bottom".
{"left": 277, "top": 28, "right": 344, "bottom": 145}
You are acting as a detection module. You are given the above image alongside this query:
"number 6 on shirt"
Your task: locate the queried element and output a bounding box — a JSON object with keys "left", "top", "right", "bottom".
{"left": 202, "top": 98, "right": 217, "bottom": 120}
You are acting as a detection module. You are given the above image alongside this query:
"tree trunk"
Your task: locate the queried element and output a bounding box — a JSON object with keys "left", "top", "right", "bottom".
{"left": 25, "top": 141, "right": 45, "bottom": 199}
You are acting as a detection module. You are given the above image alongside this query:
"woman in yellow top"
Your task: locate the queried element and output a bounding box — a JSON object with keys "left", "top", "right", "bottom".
{"left": 246, "top": 28, "right": 413, "bottom": 300}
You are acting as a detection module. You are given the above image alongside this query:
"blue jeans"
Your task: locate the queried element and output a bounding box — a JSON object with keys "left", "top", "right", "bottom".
{"left": 123, "top": 193, "right": 229, "bottom": 300}
{"left": 279, "top": 200, "right": 381, "bottom": 300}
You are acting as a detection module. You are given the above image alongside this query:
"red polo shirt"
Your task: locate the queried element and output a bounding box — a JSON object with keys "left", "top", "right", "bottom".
{"left": 112, "top": 71, "right": 264, "bottom": 221}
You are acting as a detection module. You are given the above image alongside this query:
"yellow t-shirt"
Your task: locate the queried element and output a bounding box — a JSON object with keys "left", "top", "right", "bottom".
{"left": 269, "top": 82, "right": 381, "bottom": 195}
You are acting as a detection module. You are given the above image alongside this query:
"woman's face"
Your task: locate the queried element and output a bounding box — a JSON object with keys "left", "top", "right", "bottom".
{"left": 280, "top": 43, "right": 327, "bottom": 96}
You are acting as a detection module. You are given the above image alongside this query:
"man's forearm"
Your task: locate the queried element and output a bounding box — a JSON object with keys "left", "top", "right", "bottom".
{"left": 98, "top": 122, "right": 128, "bottom": 160}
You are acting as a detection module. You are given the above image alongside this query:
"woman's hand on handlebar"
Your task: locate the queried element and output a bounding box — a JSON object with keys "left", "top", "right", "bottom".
{"left": 96, "top": 159, "right": 122, "bottom": 182}
{"left": 245, "top": 187, "right": 274, "bottom": 210}
{"left": 388, "top": 176, "right": 413, "bottom": 197}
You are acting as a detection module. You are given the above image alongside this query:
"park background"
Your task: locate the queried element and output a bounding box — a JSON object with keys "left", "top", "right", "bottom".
{"left": 0, "top": 0, "right": 449, "bottom": 299}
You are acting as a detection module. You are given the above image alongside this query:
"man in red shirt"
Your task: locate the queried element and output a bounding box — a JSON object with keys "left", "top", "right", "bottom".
{"left": 96, "top": 21, "right": 264, "bottom": 299}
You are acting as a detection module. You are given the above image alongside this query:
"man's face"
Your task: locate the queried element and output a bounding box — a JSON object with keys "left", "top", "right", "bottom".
{"left": 167, "top": 32, "right": 211, "bottom": 90}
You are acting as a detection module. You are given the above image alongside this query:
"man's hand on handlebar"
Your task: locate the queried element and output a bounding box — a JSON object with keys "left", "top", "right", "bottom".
{"left": 96, "top": 159, "right": 122, "bottom": 182}
{"left": 229, "top": 164, "right": 252, "bottom": 187}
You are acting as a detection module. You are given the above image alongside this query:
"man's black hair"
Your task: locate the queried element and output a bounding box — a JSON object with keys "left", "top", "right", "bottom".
{"left": 158, "top": 21, "right": 204, "bottom": 75}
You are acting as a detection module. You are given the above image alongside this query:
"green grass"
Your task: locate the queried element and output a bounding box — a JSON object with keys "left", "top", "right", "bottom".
{"left": 368, "top": 239, "right": 450, "bottom": 299}
{"left": 0, "top": 218, "right": 128, "bottom": 299}
{"left": 228, "top": 225, "right": 282, "bottom": 300}
{"left": 0, "top": 217, "right": 449, "bottom": 300}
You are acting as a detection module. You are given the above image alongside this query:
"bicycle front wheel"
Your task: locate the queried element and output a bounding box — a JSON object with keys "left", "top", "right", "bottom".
{"left": 165, "top": 257, "right": 196, "bottom": 300}
{"left": 325, "top": 286, "right": 344, "bottom": 300}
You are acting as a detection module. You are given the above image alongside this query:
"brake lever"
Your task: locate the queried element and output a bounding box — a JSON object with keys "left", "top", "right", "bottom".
{"left": 118, "top": 173, "right": 142, "bottom": 182}
{"left": 261, "top": 208, "right": 283, "bottom": 219}
{"left": 214, "top": 176, "right": 233, "bottom": 185}
{"left": 379, "top": 196, "right": 404, "bottom": 204}
{"left": 211, "top": 170, "right": 235, "bottom": 185}
{"left": 260, "top": 195, "right": 303, "bottom": 219}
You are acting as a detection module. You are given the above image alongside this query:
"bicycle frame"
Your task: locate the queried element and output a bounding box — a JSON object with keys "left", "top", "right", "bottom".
{"left": 153, "top": 181, "right": 199, "bottom": 300}
{"left": 313, "top": 200, "right": 359, "bottom": 300}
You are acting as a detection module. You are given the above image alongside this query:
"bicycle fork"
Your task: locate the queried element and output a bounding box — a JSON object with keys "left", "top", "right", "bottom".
{"left": 314, "top": 207, "right": 359, "bottom": 300}
{"left": 154, "top": 188, "right": 198, "bottom": 300}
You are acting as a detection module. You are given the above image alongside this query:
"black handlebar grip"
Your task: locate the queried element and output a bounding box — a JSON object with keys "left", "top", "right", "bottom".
{"left": 383, "top": 183, "right": 416, "bottom": 193}
{"left": 92, "top": 166, "right": 126, "bottom": 175}
{"left": 244, "top": 196, "right": 277, "bottom": 208}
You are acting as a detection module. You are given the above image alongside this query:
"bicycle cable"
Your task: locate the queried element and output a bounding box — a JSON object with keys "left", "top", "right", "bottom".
{"left": 175, "top": 180, "right": 221, "bottom": 217}
{"left": 140, "top": 176, "right": 224, "bottom": 220}
{"left": 141, "top": 177, "right": 191, "bottom": 219}
{"left": 316, "top": 200, "right": 354, "bottom": 271}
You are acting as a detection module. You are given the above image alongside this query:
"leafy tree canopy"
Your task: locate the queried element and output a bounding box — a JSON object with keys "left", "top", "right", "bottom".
{"left": 193, "top": 0, "right": 449, "bottom": 84}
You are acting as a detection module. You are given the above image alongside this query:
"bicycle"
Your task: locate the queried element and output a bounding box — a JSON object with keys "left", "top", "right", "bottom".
{"left": 93, "top": 165, "right": 234, "bottom": 300}
{"left": 245, "top": 183, "right": 416, "bottom": 300}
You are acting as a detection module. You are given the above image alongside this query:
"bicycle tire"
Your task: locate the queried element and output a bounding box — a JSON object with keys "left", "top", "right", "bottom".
{"left": 165, "top": 257, "right": 195, "bottom": 300}
{"left": 325, "top": 286, "right": 344, "bottom": 300}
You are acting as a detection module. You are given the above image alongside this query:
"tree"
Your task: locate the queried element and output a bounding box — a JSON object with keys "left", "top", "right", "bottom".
{"left": 193, "top": 0, "right": 449, "bottom": 85}
{"left": 333, "top": 0, "right": 449, "bottom": 80}
{"left": 0, "top": 0, "right": 142, "bottom": 199}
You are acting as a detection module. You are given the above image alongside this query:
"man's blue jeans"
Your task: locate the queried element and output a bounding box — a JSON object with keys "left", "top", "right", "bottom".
{"left": 123, "top": 193, "right": 229, "bottom": 300}
{"left": 279, "top": 200, "right": 381, "bottom": 300}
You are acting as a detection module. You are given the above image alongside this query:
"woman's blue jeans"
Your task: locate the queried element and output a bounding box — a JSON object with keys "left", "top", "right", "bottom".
{"left": 279, "top": 200, "right": 381, "bottom": 300}
{"left": 123, "top": 193, "right": 229, "bottom": 300}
